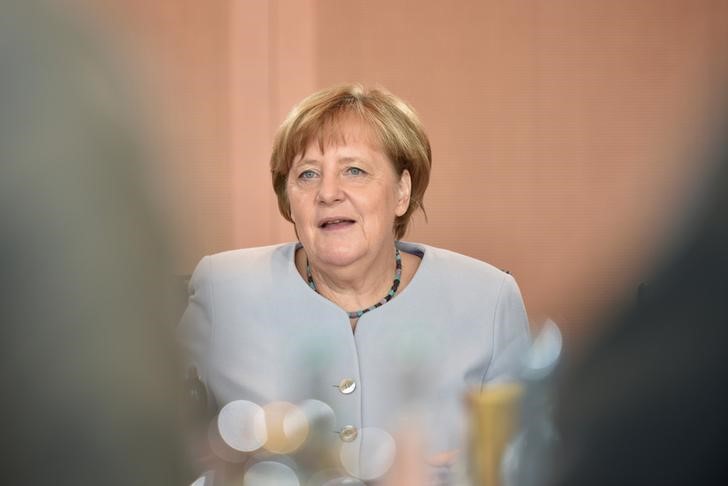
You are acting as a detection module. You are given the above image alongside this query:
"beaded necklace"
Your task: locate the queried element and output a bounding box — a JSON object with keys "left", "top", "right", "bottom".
{"left": 306, "top": 248, "right": 402, "bottom": 319}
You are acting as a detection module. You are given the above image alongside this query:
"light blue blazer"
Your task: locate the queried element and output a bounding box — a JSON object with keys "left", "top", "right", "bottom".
{"left": 178, "top": 241, "right": 530, "bottom": 465}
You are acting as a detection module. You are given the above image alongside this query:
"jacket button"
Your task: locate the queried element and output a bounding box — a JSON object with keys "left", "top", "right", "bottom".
{"left": 339, "top": 425, "right": 358, "bottom": 442}
{"left": 338, "top": 378, "right": 356, "bottom": 394}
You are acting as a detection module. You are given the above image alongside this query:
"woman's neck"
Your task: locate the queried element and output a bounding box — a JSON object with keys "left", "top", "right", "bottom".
{"left": 297, "top": 244, "right": 397, "bottom": 314}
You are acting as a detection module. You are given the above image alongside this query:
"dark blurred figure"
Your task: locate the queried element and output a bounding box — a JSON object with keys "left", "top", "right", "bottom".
{"left": 550, "top": 116, "right": 728, "bottom": 484}
{"left": 1, "top": 1, "right": 189, "bottom": 484}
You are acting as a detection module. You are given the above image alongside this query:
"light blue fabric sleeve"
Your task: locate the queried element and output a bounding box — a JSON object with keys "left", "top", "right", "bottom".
{"left": 482, "top": 273, "right": 531, "bottom": 386}
{"left": 177, "top": 255, "right": 217, "bottom": 406}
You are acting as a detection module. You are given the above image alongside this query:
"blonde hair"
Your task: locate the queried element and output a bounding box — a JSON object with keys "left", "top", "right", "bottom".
{"left": 270, "top": 84, "right": 431, "bottom": 239}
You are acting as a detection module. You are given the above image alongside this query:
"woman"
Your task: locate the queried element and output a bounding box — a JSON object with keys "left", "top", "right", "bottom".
{"left": 179, "top": 84, "right": 530, "bottom": 482}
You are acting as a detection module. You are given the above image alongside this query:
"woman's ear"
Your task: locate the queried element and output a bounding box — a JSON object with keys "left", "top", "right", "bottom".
{"left": 395, "top": 170, "right": 412, "bottom": 217}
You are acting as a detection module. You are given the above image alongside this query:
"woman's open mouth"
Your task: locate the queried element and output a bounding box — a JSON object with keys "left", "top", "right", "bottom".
{"left": 318, "top": 218, "right": 356, "bottom": 230}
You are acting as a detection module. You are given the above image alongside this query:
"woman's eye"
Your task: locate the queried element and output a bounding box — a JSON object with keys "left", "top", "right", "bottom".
{"left": 298, "top": 169, "right": 317, "bottom": 179}
{"left": 346, "top": 167, "right": 364, "bottom": 176}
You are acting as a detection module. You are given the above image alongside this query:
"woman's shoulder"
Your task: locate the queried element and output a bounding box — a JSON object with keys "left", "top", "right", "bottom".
{"left": 401, "top": 241, "right": 510, "bottom": 283}
{"left": 401, "top": 242, "right": 521, "bottom": 310}
{"left": 190, "top": 242, "right": 296, "bottom": 284}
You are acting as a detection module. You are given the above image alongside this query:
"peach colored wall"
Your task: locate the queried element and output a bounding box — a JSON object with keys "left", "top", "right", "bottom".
{"left": 75, "top": 0, "right": 235, "bottom": 270}
{"left": 312, "top": 0, "right": 728, "bottom": 340}
{"left": 80, "top": 0, "right": 728, "bottom": 342}
{"left": 229, "top": 0, "right": 317, "bottom": 248}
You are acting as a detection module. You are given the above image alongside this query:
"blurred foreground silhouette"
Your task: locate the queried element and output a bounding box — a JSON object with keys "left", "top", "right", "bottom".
{"left": 550, "top": 112, "right": 728, "bottom": 485}
{"left": 1, "top": 2, "right": 189, "bottom": 484}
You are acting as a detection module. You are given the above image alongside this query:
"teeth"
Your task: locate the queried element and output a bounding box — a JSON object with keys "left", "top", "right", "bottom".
{"left": 322, "top": 219, "right": 349, "bottom": 227}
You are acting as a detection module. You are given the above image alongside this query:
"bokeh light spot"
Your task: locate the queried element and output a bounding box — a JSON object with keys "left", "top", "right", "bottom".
{"left": 339, "top": 427, "right": 396, "bottom": 481}
{"left": 263, "top": 401, "right": 309, "bottom": 454}
{"left": 217, "top": 400, "right": 267, "bottom": 452}
{"left": 243, "top": 461, "right": 300, "bottom": 486}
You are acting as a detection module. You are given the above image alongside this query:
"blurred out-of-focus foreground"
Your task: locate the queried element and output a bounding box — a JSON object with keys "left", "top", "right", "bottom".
{"left": 3, "top": 0, "right": 727, "bottom": 484}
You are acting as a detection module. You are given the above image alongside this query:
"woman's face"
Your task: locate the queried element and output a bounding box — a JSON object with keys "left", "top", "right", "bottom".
{"left": 287, "top": 117, "right": 411, "bottom": 268}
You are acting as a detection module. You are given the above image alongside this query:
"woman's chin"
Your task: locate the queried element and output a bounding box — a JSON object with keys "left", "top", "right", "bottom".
{"left": 318, "top": 254, "right": 363, "bottom": 268}
{"left": 310, "top": 245, "right": 367, "bottom": 268}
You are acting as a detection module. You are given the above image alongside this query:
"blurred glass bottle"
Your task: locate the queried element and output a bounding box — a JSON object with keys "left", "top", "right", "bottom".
{"left": 466, "top": 319, "right": 562, "bottom": 486}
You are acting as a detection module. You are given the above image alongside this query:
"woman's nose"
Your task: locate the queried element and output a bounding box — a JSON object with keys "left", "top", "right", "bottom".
{"left": 316, "top": 173, "right": 344, "bottom": 204}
